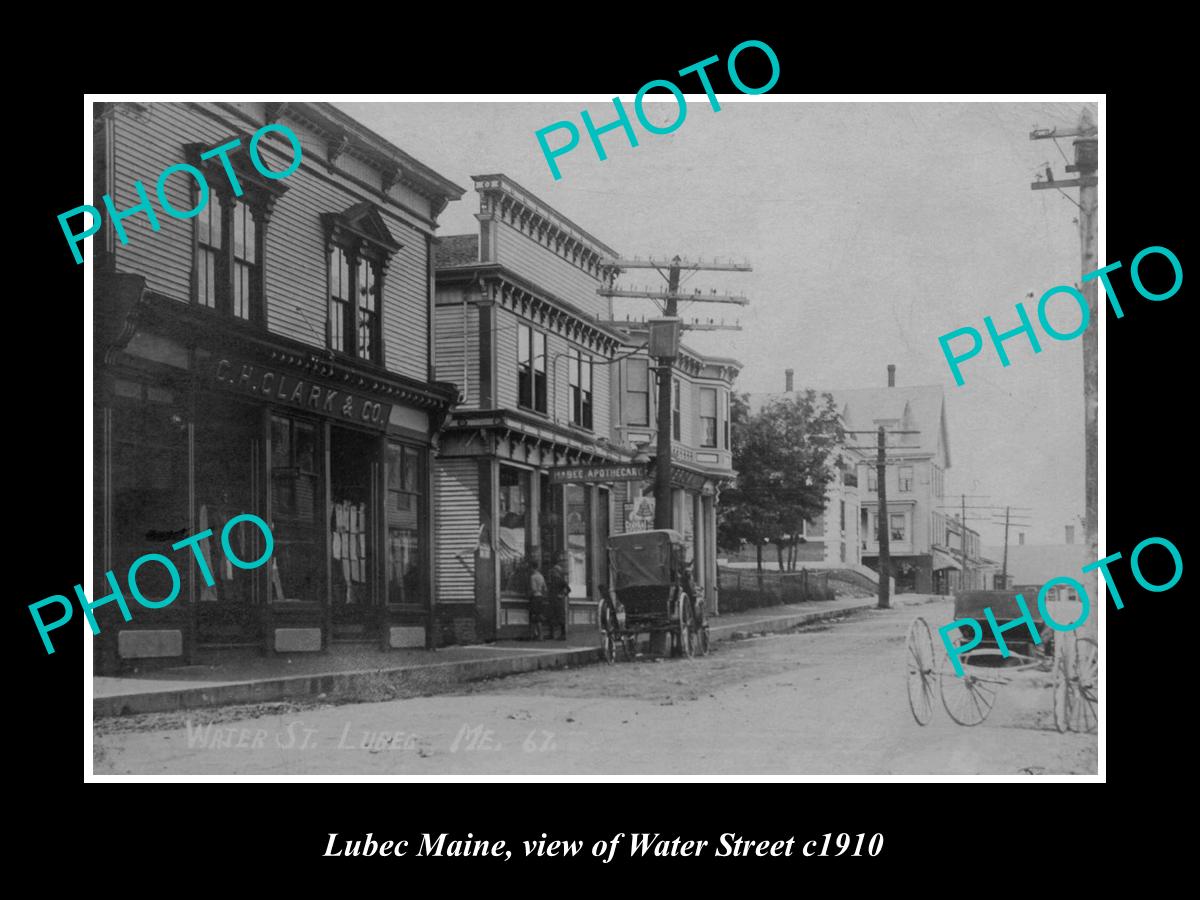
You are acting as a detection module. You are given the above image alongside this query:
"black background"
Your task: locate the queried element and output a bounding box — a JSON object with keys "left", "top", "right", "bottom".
{"left": 17, "top": 26, "right": 1182, "bottom": 880}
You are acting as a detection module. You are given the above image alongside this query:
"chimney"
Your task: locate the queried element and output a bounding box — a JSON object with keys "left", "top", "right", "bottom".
{"left": 887, "top": 364, "right": 896, "bottom": 387}
{"left": 1018, "top": 532, "right": 1026, "bottom": 545}
{"left": 1065, "top": 525, "right": 1075, "bottom": 544}
{"left": 785, "top": 368, "right": 794, "bottom": 392}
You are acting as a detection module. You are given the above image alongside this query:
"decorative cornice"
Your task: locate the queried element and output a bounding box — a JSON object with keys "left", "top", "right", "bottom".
{"left": 472, "top": 173, "right": 618, "bottom": 281}
{"left": 439, "top": 264, "right": 627, "bottom": 355}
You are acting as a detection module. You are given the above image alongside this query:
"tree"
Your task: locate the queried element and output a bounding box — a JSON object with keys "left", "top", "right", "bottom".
{"left": 718, "top": 389, "right": 844, "bottom": 573}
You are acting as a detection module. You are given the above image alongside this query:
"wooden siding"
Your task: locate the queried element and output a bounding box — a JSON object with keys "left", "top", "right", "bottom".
{"left": 434, "top": 296, "right": 479, "bottom": 407}
{"left": 434, "top": 458, "right": 480, "bottom": 604}
{"left": 495, "top": 306, "right": 519, "bottom": 410}
{"left": 493, "top": 221, "right": 607, "bottom": 318}
{"left": 108, "top": 101, "right": 435, "bottom": 382}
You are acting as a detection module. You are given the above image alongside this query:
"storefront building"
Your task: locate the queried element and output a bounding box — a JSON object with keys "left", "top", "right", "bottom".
{"left": 607, "top": 332, "right": 741, "bottom": 615}
{"left": 92, "top": 102, "right": 464, "bottom": 673}
{"left": 432, "top": 175, "right": 638, "bottom": 642}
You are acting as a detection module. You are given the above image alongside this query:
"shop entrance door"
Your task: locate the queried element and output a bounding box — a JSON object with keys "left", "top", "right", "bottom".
{"left": 330, "top": 426, "right": 378, "bottom": 641}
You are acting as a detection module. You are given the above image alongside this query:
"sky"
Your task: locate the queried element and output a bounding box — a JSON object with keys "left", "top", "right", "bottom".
{"left": 339, "top": 98, "right": 1097, "bottom": 548}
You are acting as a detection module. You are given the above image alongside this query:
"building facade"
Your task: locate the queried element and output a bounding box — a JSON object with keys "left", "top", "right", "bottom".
{"left": 92, "top": 102, "right": 464, "bottom": 673}
{"left": 607, "top": 330, "right": 741, "bottom": 615}
{"left": 432, "top": 175, "right": 741, "bottom": 642}
{"left": 933, "top": 515, "right": 989, "bottom": 593}
{"left": 432, "top": 175, "right": 632, "bottom": 643}
{"left": 831, "top": 372, "right": 952, "bottom": 594}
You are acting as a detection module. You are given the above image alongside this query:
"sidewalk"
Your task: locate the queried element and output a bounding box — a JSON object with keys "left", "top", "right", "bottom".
{"left": 93, "top": 593, "right": 930, "bottom": 717}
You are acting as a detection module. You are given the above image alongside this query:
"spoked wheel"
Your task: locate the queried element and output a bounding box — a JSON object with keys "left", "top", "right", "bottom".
{"left": 1052, "top": 631, "right": 1074, "bottom": 733}
{"left": 678, "top": 593, "right": 695, "bottom": 659}
{"left": 905, "top": 617, "right": 937, "bottom": 726}
{"left": 693, "top": 602, "right": 710, "bottom": 657}
{"left": 1072, "top": 637, "right": 1098, "bottom": 733}
{"left": 598, "top": 599, "right": 617, "bottom": 665}
{"left": 939, "top": 648, "right": 1001, "bottom": 726}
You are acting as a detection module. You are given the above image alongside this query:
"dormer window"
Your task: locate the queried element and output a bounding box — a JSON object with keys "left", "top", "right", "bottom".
{"left": 322, "top": 202, "right": 402, "bottom": 365}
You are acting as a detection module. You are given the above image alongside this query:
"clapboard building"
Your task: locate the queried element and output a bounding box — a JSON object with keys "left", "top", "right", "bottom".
{"left": 432, "top": 174, "right": 636, "bottom": 642}
{"left": 92, "top": 102, "right": 463, "bottom": 673}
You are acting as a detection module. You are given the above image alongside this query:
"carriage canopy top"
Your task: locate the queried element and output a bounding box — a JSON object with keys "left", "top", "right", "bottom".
{"left": 608, "top": 530, "right": 687, "bottom": 590}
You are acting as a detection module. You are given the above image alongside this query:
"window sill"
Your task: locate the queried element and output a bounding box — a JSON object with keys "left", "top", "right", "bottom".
{"left": 517, "top": 404, "right": 551, "bottom": 419}
{"left": 329, "top": 349, "right": 386, "bottom": 370}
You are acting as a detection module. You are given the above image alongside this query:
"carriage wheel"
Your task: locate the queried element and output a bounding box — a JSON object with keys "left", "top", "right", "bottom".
{"left": 1052, "top": 630, "right": 1074, "bottom": 733}
{"left": 678, "top": 593, "right": 695, "bottom": 659}
{"left": 600, "top": 629, "right": 616, "bottom": 665}
{"left": 939, "top": 647, "right": 999, "bottom": 726}
{"left": 694, "top": 602, "right": 710, "bottom": 657}
{"left": 905, "top": 617, "right": 937, "bottom": 726}
{"left": 1072, "top": 637, "right": 1098, "bottom": 733}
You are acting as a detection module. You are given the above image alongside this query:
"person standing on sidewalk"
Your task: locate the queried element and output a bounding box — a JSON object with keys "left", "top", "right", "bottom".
{"left": 527, "top": 558, "right": 547, "bottom": 641}
{"left": 547, "top": 554, "right": 571, "bottom": 641}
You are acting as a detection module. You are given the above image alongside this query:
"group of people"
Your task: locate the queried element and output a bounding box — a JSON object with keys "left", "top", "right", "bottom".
{"left": 527, "top": 556, "right": 570, "bottom": 641}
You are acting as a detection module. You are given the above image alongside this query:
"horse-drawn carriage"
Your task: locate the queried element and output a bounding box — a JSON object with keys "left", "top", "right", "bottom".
{"left": 597, "top": 530, "right": 709, "bottom": 664}
{"left": 906, "top": 588, "right": 1098, "bottom": 732}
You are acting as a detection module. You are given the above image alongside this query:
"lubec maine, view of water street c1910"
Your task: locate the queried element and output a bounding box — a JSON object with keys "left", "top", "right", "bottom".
{"left": 84, "top": 95, "right": 1108, "bottom": 777}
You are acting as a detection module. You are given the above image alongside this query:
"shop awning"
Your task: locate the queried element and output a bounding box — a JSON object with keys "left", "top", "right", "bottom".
{"left": 932, "top": 548, "right": 962, "bottom": 571}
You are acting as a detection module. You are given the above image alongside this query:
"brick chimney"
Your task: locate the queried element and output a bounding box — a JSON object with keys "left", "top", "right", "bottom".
{"left": 887, "top": 364, "right": 896, "bottom": 387}
{"left": 785, "top": 368, "right": 794, "bottom": 392}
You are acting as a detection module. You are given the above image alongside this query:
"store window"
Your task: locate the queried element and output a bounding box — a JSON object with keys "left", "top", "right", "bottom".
{"left": 109, "top": 382, "right": 188, "bottom": 612}
{"left": 194, "top": 395, "right": 260, "bottom": 642}
{"left": 498, "top": 466, "right": 532, "bottom": 595}
{"left": 569, "top": 347, "right": 593, "bottom": 430}
{"left": 700, "top": 387, "right": 717, "bottom": 448}
{"left": 565, "top": 484, "right": 591, "bottom": 599}
{"left": 625, "top": 357, "right": 649, "bottom": 426}
{"left": 518, "top": 324, "right": 547, "bottom": 413}
{"left": 269, "top": 414, "right": 322, "bottom": 602}
{"left": 386, "top": 442, "right": 424, "bottom": 605}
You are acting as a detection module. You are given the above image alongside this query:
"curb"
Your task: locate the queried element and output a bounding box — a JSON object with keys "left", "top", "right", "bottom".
{"left": 93, "top": 602, "right": 877, "bottom": 717}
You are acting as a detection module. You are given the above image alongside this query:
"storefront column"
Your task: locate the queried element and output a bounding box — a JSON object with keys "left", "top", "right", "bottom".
{"left": 703, "top": 492, "right": 717, "bottom": 615}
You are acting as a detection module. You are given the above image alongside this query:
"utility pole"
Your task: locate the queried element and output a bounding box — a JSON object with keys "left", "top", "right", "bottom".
{"left": 1001, "top": 506, "right": 1011, "bottom": 589}
{"left": 654, "top": 259, "right": 683, "bottom": 530}
{"left": 1031, "top": 107, "right": 1098, "bottom": 582}
{"left": 960, "top": 494, "right": 968, "bottom": 590}
{"left": 844, "top": 427, "right": 921, "bottom": 610}
{"left": 876, "top": 426, "right": 890, "bottom": 609}
{"left": 597, "top": 255, "right": 751, "bottom": 531}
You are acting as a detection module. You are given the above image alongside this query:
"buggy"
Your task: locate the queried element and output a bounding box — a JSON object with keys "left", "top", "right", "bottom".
{"left": 598, "top": 529, "right": 709, "bottom": 663}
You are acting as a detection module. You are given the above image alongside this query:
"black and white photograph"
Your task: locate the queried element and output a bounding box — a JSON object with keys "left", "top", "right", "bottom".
{"left": 79, "top": 94, "right": 1116, "bottom": 779}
